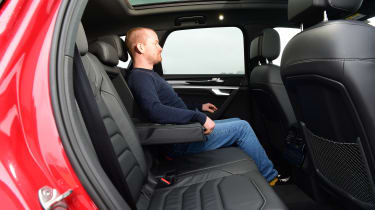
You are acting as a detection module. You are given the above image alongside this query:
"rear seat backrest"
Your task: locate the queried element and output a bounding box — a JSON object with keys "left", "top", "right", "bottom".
{"left": 88, "top": 40, "right": 141, "bottom": 120}
{"left": 77, "top": 24, "right": 147, "bottom": 200}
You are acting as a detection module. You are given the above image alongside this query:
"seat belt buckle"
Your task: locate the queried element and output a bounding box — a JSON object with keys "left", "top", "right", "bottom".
{"left": 156, "top": 173, "right": 177, "bottom": 187}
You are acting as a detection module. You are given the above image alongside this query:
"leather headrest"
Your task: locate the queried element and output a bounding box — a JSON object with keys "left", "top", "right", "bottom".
{"left": 89, "top": 41, "right": 119, "bottom": 66}
{"left": 250, "top": 29, "right": 280, "bottom": 62}
{"left": 76, "top": 23, "right": 88, "bottom": 55}
{"left": 98, "top": 35, "right": 128, "bottom": 62}
{"left": 289, "top": 0, "right": 363, "bottom": 28}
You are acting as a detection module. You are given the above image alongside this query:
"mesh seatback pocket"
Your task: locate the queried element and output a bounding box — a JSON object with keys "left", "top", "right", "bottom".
{"left": 301, "top": 123, "right": 375, "bottom": 206}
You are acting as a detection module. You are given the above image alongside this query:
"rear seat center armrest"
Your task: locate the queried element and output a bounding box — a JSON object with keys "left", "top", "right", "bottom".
{"left": 135, "top": 122, "right": 205, "bottom": 145}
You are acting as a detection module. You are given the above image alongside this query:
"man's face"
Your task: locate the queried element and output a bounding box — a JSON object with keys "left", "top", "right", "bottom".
{"left": 143, "top": 30, "right": 162, "bottom": 65}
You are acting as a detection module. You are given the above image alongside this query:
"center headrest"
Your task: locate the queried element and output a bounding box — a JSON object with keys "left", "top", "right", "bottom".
{"left": 97, "top": 35, "right": 128, "bottom": 62}
{"left": 250, "top": 29, "right": 280, "bottom": 62}
{"left": 289, "top": 0, "right": 363, "bottom": 28}
{"left": 89, "top": 41, "right": 119, "bottom": 66}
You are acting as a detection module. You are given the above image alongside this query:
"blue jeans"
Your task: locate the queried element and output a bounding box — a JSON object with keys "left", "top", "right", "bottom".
{"left": 172, "top": 118, "right": 278, "bottom": 182}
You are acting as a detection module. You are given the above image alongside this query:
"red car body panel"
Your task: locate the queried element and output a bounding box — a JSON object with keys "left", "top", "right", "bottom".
{"left": 0, "top": 0, "right": 96, "bottom": 209}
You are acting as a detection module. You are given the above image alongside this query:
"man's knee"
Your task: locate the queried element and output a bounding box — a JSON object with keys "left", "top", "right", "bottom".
{"left": 239, "top": 120, "right": 251, "bottom": 129}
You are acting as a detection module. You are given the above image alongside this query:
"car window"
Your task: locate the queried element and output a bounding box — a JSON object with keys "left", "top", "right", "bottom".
{"left": 367, "top": 17, "right": 375, "bottom": 26}
{"left": 273, "top": 27, "right": 300, "bottom": 66}
{"left": 118, "top": 36, "right": 131, "bottom": 68}
{"left": 162, "top": 27, "right": 245, "bottom": 75}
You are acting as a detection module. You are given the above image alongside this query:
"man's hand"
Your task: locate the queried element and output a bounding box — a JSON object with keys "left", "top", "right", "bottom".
{"left": 203, "top": 116, "right": 215, "bottom": 135}
{"left": 202, "top": 103, "right": 218, "bottom": 113}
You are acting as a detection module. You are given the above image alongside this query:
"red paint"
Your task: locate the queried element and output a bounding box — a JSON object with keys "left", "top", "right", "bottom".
{"left": 0, "top": 0, "right": 97, "bottom": 209}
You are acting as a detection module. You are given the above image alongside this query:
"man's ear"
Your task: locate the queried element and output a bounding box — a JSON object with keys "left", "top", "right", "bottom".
{"left": 135, "top": 43, "right": 144, "bottom": 54}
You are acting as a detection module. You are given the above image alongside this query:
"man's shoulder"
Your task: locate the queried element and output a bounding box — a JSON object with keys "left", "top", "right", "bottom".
{"left": 128, "top": 69, "right": 153, "bottom": 81}
{"left": 128, "top": 69, "right": 158, "bottom": 90}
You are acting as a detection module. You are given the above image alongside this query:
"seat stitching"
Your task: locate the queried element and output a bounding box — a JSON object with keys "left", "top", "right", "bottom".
{"left": 180, "top": 186, "right": 190, "bottom": 210}
{"left": 123, "top": 161, "right": 137, "bottom": 178}
{"left": 283, "top": 58, "right": 375, "bottom": 69}
{"left": 117, "top": 147, "right": 130, "bottom": 160}
{"left": 102, "top": 86, "right": 130, "bottom": 116}
{"left": 161, "top": 188, "right": 173, "bottom": 210}
{"left": 199, "top": 182, "right": 205, "bottom": 210}
{"left": 216, "top": 178, "right": 225, "bottom": 210}
{"left": 176, "top": 159, "right": 251, "bottom": 176}
{"left": 249, "top": 179, "right": 266, "bottom": 210}
{"left": 109, "top": 131, "right": 122, "bottom": 139}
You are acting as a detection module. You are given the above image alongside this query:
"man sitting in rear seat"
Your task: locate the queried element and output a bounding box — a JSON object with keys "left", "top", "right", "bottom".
{"left": 126, "top": 27, "right": 281, "bottom": 185}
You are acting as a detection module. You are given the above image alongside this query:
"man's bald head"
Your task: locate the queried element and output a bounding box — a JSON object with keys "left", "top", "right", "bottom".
{"left": 125, "top": 27, "right": 155, "bottom": 57}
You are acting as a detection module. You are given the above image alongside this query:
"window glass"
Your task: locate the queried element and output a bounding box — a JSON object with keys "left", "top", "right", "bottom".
{"left": 367, "top": 17, "right": 375, "bottom": 26}
{"left": 162, "top": 27, "right": 245, "bottom": 75}
{"left": 273, "top": 27, "right": 300, "bottom": 66}
{"left": 118, "top": 36, "right": 131, "bottom": 68}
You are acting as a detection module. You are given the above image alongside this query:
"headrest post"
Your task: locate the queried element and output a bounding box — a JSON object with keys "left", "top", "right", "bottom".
{"left": 323, "top": 10, "right": 328, "bottom": 22}
{"left": 300, "top": 23, "right": 304, "bottom": 32}
{"left": 288, "top": 0, "right": 362, "bottom": 28}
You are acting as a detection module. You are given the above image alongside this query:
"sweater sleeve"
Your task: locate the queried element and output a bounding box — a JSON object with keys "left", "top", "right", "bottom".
{"left": 128, "top": 73, "right": 207, "bottom": 125}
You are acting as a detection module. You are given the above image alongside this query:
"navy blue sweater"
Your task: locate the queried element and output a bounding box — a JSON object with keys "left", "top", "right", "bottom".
{"left": 127, "top": 68, "right": 207, "bottom": 125}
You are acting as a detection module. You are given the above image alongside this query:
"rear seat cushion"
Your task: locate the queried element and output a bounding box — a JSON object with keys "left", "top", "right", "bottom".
{"left": 147, "top": 148, "right": 286, "bottom": 210}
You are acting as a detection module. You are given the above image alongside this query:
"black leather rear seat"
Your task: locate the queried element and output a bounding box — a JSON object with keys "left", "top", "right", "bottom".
{"left": 78, "top": 26, "right": 287, "bottom": 209}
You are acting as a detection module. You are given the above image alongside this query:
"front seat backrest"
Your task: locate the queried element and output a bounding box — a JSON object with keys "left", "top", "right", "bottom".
{"left": 249, "top": 29, "right": 297, "bottom": 153}
{"left": 281, "top": 0, "right": 375, "bottom": 209}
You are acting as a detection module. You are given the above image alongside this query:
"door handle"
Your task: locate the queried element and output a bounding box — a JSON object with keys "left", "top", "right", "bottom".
{"left": 211, "top": 88, "right": 230, "bottom": 96}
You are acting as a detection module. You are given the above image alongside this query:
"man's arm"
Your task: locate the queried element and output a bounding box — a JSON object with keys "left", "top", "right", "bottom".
{"left": 129, "top": 74, "right": 207, "bottom": 125}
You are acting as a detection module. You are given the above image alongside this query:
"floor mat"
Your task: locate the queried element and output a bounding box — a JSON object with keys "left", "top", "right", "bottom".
{"left": 273, "top": 185, "right": 340, "bottom": 210}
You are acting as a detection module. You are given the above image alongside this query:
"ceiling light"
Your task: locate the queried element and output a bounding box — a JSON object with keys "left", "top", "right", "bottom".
{"left": 219, "top": 14, "right": 224, "bottom": 21}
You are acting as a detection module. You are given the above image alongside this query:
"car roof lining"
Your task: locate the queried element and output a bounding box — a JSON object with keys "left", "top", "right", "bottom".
{"left": 82, "top": 0, "right": 375, "bottom": 40}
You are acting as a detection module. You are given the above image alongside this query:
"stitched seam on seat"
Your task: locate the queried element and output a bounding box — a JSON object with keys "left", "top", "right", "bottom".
{"left": 117, "top": 147, "right": 130, "bottom": 160}
{"left": 180, "top": 186, "right": 190, "bottom": 210}
{"left": 176, "top": 159, "right": 250, "bottom": 177}
{"left": 199, "top": 182, "right": 205, "bottom": 210}
{"left": 124, "top": 162, "right": 138, "bottom": 178}
{"left": 162, "top": 189, "right": 173, "bottom": 210}
{"left": 102, "top": 87, "right": 131, "bottom": 116}
{"left": 250, "top": 179, "right": 266, "bottom": 210}
{"left": 216, "top": 178, "right": 225, "bottom": 210}
{"left": 109, "top": 131, "right": 121, "bottom": 139}
{"left": 284, "top": 58, "right": 375, "bottom": 69}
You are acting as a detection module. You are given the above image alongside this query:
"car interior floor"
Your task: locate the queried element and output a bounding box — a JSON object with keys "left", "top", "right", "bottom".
{"left": 273, "top": 184, "right": 341, "bottom": 210}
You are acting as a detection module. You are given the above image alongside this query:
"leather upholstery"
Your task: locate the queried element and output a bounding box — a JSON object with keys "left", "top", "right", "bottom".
{"left": 250, "top": 29, "right": 280, "bottom": 62}
{"left": 288, "top": 0, "right": 363, "bottom": 28}
{"left": 89, "top": 41, "right": 119, "bottom": 66}
{"left": 77, "top": 23, "right": 88, "bottom": 55}
{"left": 281, "top": 0, "right": 375, "bottom": 206}
{"left": 81, "top": 52, "right": 148, "bottom": 200}
{"left": 281, "top": 20, "right": 375, "bottom": 151}
{"left": 144, "top": 148, "right": 287, "bottom": 209}
{"left": 250, "top": 29, "right": 296, "bottom": 152}
{"left": 77, "top": 25, "right": 287, "bottom": 210}
{"left": 98, "top": 35, "right": 128, "bottom": 62}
